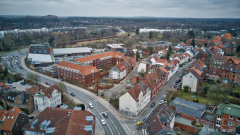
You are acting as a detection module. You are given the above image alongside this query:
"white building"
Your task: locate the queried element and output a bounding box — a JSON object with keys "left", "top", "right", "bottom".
{"left": 53, "top": 47, "right": 92, "bottom": 56}
{"left": 109, "top": 62, "right": 127, "bottom": 80}
{"left": 182, "top": 68, "right": 202, "bottom": 92}
{"left": 150, "top": 56, "right": 167, "bottom": 67}
{"left": 137, "top": 61, "right": 151, "bottom": 73}
{"left": 27, "top": 53, "right": 54, "bottom": 66}
{"left": 119, "top": 81, "right": 151, "bottom": 116}
{"left": 33, "top": 85, "right": 62, "bottom": 112}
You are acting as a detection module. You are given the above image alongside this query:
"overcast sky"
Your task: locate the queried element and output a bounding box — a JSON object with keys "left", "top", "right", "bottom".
{"left": 0, "top": 0, "right": 239, "bottom": 18}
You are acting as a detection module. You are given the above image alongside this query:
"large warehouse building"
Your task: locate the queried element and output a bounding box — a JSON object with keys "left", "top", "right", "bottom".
{"left": 53, "top": 47, "right": 92, "bottom": 56}
{"left": 27, "top": 53, "right": 54, "bottom": 67}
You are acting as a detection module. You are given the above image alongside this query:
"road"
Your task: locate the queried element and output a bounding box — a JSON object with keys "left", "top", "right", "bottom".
{"left": 3, "top": 49, "right": 130, "bottom": 135}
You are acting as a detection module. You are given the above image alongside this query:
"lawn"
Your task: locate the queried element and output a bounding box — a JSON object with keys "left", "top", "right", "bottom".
{"left": 202, "top": 82, "right": 211, "bottom": 87}
{"left": 177, "top": 91, "right": 214, "bottom": 105}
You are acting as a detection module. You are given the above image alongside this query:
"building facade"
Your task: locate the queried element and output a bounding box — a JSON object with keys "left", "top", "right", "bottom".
{"left": 55, "top": 61, "right": 100, "bottom": 85}
{"left": 109, "top": 62, "right": 127, "bottom": 80}
{"left": 29, "top": 43, "right": 51, "bottom": 54}
{"left": 33, "top": 85, "right": 61, "bottom": 112}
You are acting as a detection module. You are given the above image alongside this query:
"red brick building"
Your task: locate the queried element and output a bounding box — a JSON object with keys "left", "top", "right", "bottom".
{"left": 215, "top": 103, "right": 240, "bottom": 133}
{"left": 74, "top": 51, "right": 125, "bottom": 69}
{"left": 124, "top": 50, "right": 136, "bottom": 68}
{"left": 55, "top": 61, "right": 100, "bottom": 85}
{"left": 29, "top": 43, "right": 51, "bottom": 54}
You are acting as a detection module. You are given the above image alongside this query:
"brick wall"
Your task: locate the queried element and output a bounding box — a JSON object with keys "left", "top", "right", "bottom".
{"left": 220, "top": 113, "right": 240, "bottom": 133}
{"left": 174, "top": 122, "right": 201, "bottom": 134}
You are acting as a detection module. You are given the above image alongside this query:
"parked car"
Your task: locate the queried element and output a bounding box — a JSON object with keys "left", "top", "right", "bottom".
{"left": 89, "top": 103, "right": 93, "bottom": 109}
{"left": 8, "top": 81, "right": 13, "bottom": 84}
{"left": 20, "top": 82, "right": 26, "bottom": 85}
{"left": 46, "top": 82, "right": 50, "bottom": 85}
{"left": 71, "top": 93, "right": 76, "bottom": 97}
{"left": 151, "top": 102, "right": 155, "bottom": 107}
{"left": 29, "top": 116, "right": 35, "bottom": 119}
{"left": 102, "top": 112, "right": 108, "bottom": 118}
{"left": 127, "top": 80, "right": 131, "bottom": 83}
{"left": 101, "top": 119, "right": 106, "bottom": 125}
{"left": 143, "top": 118, "right": 146, "bottom": 121}
{"left": 136, "top": 121, "right": 143, "bottom": 126}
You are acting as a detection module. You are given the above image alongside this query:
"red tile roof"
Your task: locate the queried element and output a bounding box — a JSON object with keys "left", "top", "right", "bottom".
{"left": 0, "top": 106, "right": 21, "bottom": 131}
{"left": 3, "top": 85, "right": 11, "bottom": 90}
{"left": 115, "top": 62, "right": 127, "bottom": 72}
{"left": 74, "top": 51, "right": 125, "bottom": 63}
{"left": 41, "top": 85, "right": 61, "bottom": 98}
{"left": 128, "top": 86, "right": 141, "bottom": 102}
{"left": 22, "top": 107, "right": 95, "bottom": 135}
{"left": 156, "top": 59, "right": 167, "bottom": 63}
{"left": 0, "top": 82, "right": 4, "bottom": 87}
{"left": 221, "top": 33, "right": 233, "bottom": 40}
{"left": 55, "top": 61, "right": 99, "bottom": 75}
{"left": 26, "top": 86, "right": 40, "bottom": 94}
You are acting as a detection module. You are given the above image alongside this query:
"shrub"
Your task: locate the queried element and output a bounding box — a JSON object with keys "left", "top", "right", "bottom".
{"left": 77, "top": 104, "right": 85, "bottom": 110}
{"left": 191, "top": 121, "right": 203, "bottom": 127}
{"left": 183, "top": 86, "right": 190, "bottom": 92}
{"left": 20, "top": 108, "right": 29, "bottom": 115}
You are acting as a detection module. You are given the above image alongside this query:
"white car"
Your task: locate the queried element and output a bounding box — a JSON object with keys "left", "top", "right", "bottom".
{"left": 89, "top": 103, "right": 93, "bottom": 109}
{"left": 101, "top": 119, "right": 106, "bottom": 125}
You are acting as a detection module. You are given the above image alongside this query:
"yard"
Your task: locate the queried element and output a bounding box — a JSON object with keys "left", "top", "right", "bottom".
{"left": 177, "top": 91, "right": 214, "bottom": 105}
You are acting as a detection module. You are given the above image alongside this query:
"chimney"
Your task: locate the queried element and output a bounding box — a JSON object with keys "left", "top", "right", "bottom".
{"left": 163, "top": 122, "right": 166, "bottom": 126}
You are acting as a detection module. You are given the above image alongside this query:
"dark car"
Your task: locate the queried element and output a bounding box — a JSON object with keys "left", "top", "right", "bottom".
{"left": 8, "top": 81, "right": 13, "bottom": 84}
{"left": 21, "top": 82, "right": 26, "bottom": 85}
{"left": 175, "top": 80, "right": 181, "bottom": 83}
{"left": 29, "top": 116, "right": 35, "bottom": 119}
{"left": 143, "top": 118, "right": 146, "bottom": 121}
{"left": 102, "top": 112, "right": 108, "bottom": 118}
{"left": 151, "top": 102, "right": 155, "bottom": 107}
{"left": 71, "top": 93, "right": 76, "bottom": 97}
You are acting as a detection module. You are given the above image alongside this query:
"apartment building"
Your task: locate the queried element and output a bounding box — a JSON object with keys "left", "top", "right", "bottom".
{"left": 119, "top": 81, "right": 151, "bottom": 116}
{"left": 55, "top": 61, "right": 100, "bottom": 85}
{"left": 0, "top": 106, "right": 29, "bottom": 135}
{"left": 29, "top": 43, "right": 51, "bottom": 54}
{"left": 2, "top": 91, "right": 35, "bottom": 113}
{"left": 216, "top": 103, "right": 240, "bottom": 133}
{"left": 106, "top": 44, "right": 124, "bottom": 53}
{"left": 109, "top": 62, "right": 127, "bottom": 80}
{"left": 74, "top": 51, "right": 125, "bottom": 69}
{"left": 124, "top": 50, "right": 136, "bottom": 67}
{"left": 182, "top": 67, "right": 202, "bottom": 92}
{"left": 33, "top": 85, "right": 62, "bottom": 112}
{"left": 22, "top": 107, "right": 95, "bottom": 135}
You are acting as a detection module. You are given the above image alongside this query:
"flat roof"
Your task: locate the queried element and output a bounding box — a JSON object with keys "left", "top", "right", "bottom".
{"left": 53, "top": 47, "right": 92, "bottom": 55}
{"left": 28, "top": 53, "right": 53, "bottom": 63}
{"left": 106, "top": 44, "right": 124, "bottom": 48}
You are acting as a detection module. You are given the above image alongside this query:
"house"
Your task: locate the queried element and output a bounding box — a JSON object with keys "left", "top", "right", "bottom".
{"left": 2, "top": 91, "right": 35, "bottom": 113}
{"left": 33, "top": 85, "right": 61, "bottom": 112}
{"left": 0, "top": 106, "right": 29, "bottom": 135}
{"left": 55, "top": 61, "right": 100, "bottom": 85}
{"left": 161, "top": 60, "right": 179, "bottom": 81}
{"left": 182, "top": 67, "right": 202, "bottom": 92}
{"left": 145, "top": 70, "right": 166, "bottom": 99}
{"left": 26, "top": 86, "right": 40, "bottom": 95}
{"left": 147, "top": 103, "right": 176, "bottom": 129}
{"left": 137, "top": 60, "right": 151, "bottom": 73}
{"left": 150, "top": 56, "right": 167, "bottom": 67}
{"left": 142, "top": 115, "right": 173, "bottom": 135}
{"left": 215, "top": 103, "right": 240, "bottom": 133}
{"left": 109, "top": 62, "right": 127, "bottom": 80}
{"left": 22, "top": 107, "right": 95, "bottom": 135}
{"left": 158, "top": 49, "right": 168, "bottom": 57}
{"left": 124, "top": 50, "right": 136, "bottom": 68}
{"left": 209, "top": 68, "right": 220, "bottom": 79}
{"left": 119, "top": 81, "right": 151, "bottom": 116}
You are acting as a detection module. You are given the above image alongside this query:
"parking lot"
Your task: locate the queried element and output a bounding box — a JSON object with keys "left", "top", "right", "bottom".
{"left": 6, "top": 80, "right": 33, "bottom": 92}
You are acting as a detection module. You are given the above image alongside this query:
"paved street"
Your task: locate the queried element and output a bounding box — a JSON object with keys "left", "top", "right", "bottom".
{"left": 3, "top": 49, "right": 130, "bottom": 135}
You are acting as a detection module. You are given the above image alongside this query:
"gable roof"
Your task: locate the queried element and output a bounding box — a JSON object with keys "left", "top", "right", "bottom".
{"left": 221, "top": 33, "right": 233, "bottom": 40}
{"left": 145, "top": 115, "right": 169, "bottom": 135}
{"left": 115, "top": 62, "right": 127, "bottom": 72}
{"left": 0, "top": 106, "right": 21, "bottom": 131}
{"left": 55, "top": 61, "right": 99, "bottom": 75}
{"left": 40, "top": 85, "right": 61, "bottom": 98}
{"left": 22, "top": 107, "right": 95, "bottom": 135}
{"left": 26, "top": 86, "right": 40, "bottom": 94}
{"left": 128, "top": 86, "right": 141, "bottom": 102}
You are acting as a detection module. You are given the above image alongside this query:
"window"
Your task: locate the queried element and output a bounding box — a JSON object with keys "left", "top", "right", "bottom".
{"left": 229, "top": 115, "right": 233, "bottom": 119}
{"left": 196, "top": 119, "right": 199, "bottom": 122}
{"left": 201, "top": 120, "right": 205, "bottom": 124}
{"left": 237, "top": 117, "right": 240, "bottom": 122}
{"left": 190, "top": 76, "right": 192, "bottom": 78}
{"left": 211, "top": 123, "right": 214, "bottom": 127}
{"left": 206, "top": 121, "right": 209, "bottom": 126}
{"left": 228, "top": 121, "right": 232, "bottom": 126}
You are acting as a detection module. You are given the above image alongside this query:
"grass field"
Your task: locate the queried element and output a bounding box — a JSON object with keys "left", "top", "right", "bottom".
{"left": 177, "top": 91, "right": 214, "bottom": 105}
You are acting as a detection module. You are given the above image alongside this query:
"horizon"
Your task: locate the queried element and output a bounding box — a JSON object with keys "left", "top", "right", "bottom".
{"left": 0, "top": 0, "right": 239, "bottom": 18}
